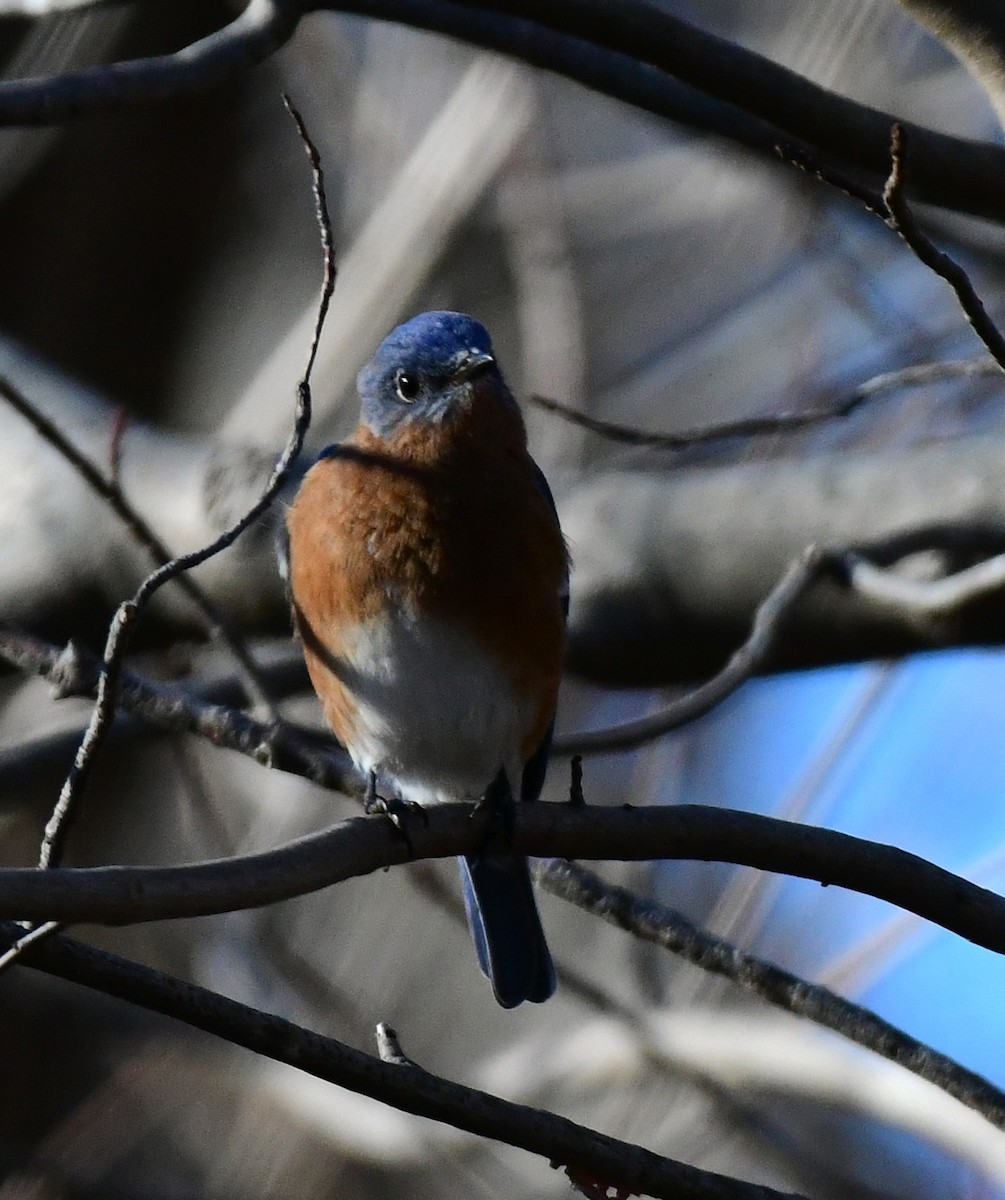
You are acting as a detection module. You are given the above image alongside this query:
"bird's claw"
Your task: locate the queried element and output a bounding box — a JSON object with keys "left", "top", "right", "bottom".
{"left": 364, "top": 772, "right": 425, "bottom": 854}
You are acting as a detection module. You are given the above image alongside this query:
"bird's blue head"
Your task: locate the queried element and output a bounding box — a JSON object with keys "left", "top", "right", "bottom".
{"left": 356, "top": 311, "right": 512, "bottom": 438}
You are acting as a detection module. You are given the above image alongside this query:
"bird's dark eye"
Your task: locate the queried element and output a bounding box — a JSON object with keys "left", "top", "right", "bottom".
{"left": 395, "top": 369, "right": 420, "bottom": 402}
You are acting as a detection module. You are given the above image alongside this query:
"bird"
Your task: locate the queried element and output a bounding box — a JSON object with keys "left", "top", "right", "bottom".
{"left": 284, "top": 310, "right": 569, "bottom": 1007}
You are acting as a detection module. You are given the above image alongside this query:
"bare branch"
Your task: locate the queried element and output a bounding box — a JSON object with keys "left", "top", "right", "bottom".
{"left": 848, "top": 551, "right": 1005, "bottom": 617}
{"left": 0, "top": 1, "right": 1002, "bottom": 226}
{"left": 8, "top": 923, "right": 805, "bottom": 1200}
{"left": 320, "top": 0, "right": 1005, "bottom": 222}
{"left": 882, "top": 123, "right": 1005, "bottom": 371}
{"left": 0, "top": 0, "right": 128, "bottom": 12}
{"left": 529, "top": 358, "right": 1001, "bottom": 449}
{"left": 0, "top": 372, "right": 278, "bottom": 716}
{"left": 0, "top": 919, "right": 63, "bottom": 976}
{"left": 535, "top": 859, "right": 1005, "bottom": 1130}
{"left": 0, "top": 804, "right": 1005, "bottom": 966}
{"left": 556, "top": 547, "right": 829, "bottom": 755}
{"left": 37, "top": 94, "right": 333, "bottom": 869}
{"left": 0, "top": 0, "right": 299, "bottom": 124}
{"left": 0, "top": 626, "right": 357, "bottom": 793}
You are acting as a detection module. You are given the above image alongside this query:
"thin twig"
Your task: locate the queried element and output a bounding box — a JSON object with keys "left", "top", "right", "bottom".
{"left": 0, "top": 373, "right": 277, "bottom": 715}
{"left": 554, "top": 547, "right": 830, "bottom": 755}
{"left": 0, "top": 919, "right": 64, "bottom": 977}
{"left": 882, "top": 123, "right": 1005, "bottom": 371}
{"left": 529, "top": 358, "right": 1001, "bottom": 449}
{"left": 6, "top": 923, "right": 804, "bottom": 1200}
{"left": 535, "top": 859, "right": 1005, "bottom": 1130}
{"left": 37, "top": 94, "right": 334, "bottom": 870}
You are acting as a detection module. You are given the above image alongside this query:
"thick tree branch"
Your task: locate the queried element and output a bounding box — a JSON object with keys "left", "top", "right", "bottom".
{"left": 0, "top": 804, "right": 1003, "bottom": 965}
{"left": 0, "top": 0, "right": 299, "bottom": 123}
{"left": 2, "top": 1, "right": 1005, "bottom": 224}
{"left": 562, "top": 448, "right": 1005, "bottom": 686}
{"left": 5, "top": 923, "right": 803, "bottom": 1200}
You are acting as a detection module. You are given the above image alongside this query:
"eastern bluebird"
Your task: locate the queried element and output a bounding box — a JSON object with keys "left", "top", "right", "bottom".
{"left": 285, "top": 311, "right": 569, "bottom": 1007}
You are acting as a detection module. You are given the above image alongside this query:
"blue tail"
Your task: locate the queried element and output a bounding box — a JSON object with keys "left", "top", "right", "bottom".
{"left": 459, "top": 853, "right": 556, "bottom": 1007}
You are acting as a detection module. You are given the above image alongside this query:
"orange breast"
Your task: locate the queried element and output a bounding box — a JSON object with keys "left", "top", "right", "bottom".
{"left": 286, "top": 396, "right": 568, "bottom": 763}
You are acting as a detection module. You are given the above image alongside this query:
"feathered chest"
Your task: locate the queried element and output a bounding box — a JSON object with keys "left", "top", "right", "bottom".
{"left": 286, "top": 418, "right": 568, "bottom": 775}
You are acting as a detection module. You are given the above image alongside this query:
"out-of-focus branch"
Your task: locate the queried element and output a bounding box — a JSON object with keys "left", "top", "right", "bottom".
{"left": 847, "top": 551, "right": 1005, "bottom": 618}
{"left": 0, "top": 0, "right": 298, "bottom": 124}
{"left": 0, "top": 335, "right": 291, "bottom": 633}
{"left": 0, "top": 372, "right": 277, "bottom": 714}
{"left": 559, "top": 518, "right": 1005, "bottom": 755}
{"left": 0, "top": 0, "right": 128, "bottom": 11}
{"left": 7, "top": 923, "right": 805, "bottom": 1200}
{"left": 0, "top": 803, "right": 1004, "bottom": 959}
{"left": 529, "top": 358, "right": 1001, "bottom": 449}
{"left": 562, "top": 446, "right": 1005, "bottom": 686}
{"left": 2, "top": 1, "right": 1005, "bottom": 224}
{"left": 535, "top": 859, "right": 1005, "bottom": 1130}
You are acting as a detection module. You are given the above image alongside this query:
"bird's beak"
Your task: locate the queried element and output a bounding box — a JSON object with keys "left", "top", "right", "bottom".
{"left": 450, "top": 350, "right": 495, "bottom": 384}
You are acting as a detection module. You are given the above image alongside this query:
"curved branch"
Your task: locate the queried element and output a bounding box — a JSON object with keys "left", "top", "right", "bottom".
{"left": 536, "top": 859, "right": 1005, "bottom": 1131}
{"left": 0, "top": 0, "right": 299, "bottom": 124}
{"left": 1, "top": 1, "right": 1005, "bottom": 224}
{"left": 0, "top": 804, "right": 1004, "bottom": 960}
{"left": 323, "top": 0, "right": 1005, "bottom": 221}
{"left": 36, "top": 92, "right": 330, "bottom": 870}
{"left": 9, "top": 923, "right": 804, "bottom": 1200}
{"left": 555, "top": 547, "right": 831, "bottom": 754}
{"left": 528, "top": 358, "right": 1002, "bottom": 450}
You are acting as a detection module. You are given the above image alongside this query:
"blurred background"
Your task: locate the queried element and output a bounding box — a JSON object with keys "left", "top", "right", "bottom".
{"left": 2, "top": 1, "right": 1005, "bottom": 1197}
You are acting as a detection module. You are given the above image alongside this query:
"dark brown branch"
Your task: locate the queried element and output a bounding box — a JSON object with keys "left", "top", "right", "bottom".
{"left": 1, "top": 804, "right": 1005, "bottom": 965}
{"left": 317, "top": 0, "right": 1005, "bottom": 222}
{"left": 529, "top": 358, "right": 1000, "bottom": 450}
{"left": 535, "top": 859, "right": 1005, "bottom": 1130}
{"left": 7, "top": 923, "right": 804, "bottom": 1200}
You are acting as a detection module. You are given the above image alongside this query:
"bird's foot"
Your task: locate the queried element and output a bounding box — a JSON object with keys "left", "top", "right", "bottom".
{"left": 364, "top": 772, "right": 427, "bottom": 855}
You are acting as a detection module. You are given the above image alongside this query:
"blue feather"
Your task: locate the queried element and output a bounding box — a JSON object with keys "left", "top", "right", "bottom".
{"left": 457, "top": 767, "right": 556, "bottom": 1007}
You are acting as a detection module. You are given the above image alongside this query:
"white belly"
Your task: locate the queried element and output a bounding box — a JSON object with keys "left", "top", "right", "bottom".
{"left": 338, "top": 606, "right": 535, "bottom": 805}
